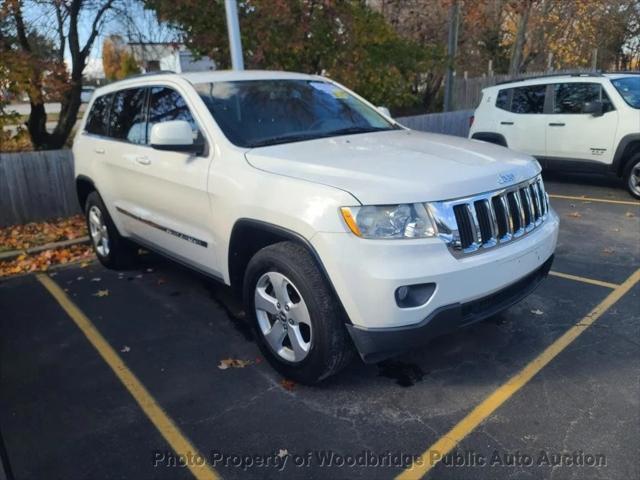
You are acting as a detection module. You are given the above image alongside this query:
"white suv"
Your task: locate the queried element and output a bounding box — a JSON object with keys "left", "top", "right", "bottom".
{"left": 470, "top": 72, "right": 640, "bottom": 198}
{"left": 73, "top": 71, "right": 559, "bottom": 383}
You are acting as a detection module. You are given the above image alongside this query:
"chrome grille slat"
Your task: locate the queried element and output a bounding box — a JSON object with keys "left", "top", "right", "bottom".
{"left": 522, "top": 187, "right": 535, "bottom": 231}
{"left": 428, "top": 175, "right": 549, "bottom": 257}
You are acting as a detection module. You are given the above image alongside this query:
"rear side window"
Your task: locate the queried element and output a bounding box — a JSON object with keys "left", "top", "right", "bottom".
{"left": 553, "top": 83, "right": 614, "bottom": 114}
{"left": 147, "top": 87, "right": 200, "bottom": 142}
{"left": 496, "top": 89, "right": 510, "bottom": 110}
{"left": 85, "top": 94, "right": 112, "bottom": 136}
{"left": 511, "top": 85, "right": 546, "bottom": 114}
{"left": 109, "top": 88, "right": 147, "bottom": 144}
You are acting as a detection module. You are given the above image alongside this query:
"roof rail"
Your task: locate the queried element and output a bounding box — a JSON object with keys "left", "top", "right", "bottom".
{"left": 124, "top": 70, "right": 176, "bottom": 80}
{"left": 496, "top": 71, "right": 603, "bottom": 85}
{"left": 605, "top": 70, "right": 640, "bottom": 75}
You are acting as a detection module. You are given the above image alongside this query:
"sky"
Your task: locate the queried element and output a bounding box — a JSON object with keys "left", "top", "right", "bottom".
{"left": 24, "top": 1, "right": 179, "bottom": 79}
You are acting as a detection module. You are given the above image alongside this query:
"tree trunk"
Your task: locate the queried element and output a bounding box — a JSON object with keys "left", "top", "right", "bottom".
{"left": 509, "top": 1, "right": 532, "bottom": 76}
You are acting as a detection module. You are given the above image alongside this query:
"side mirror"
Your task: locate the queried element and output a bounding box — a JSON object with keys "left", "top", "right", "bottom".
{"left": 583, "top": 101, "right": 604, "bottom": 117}
{"left": 150, "top": 120, "right": 203, "bottom": 154}
{"left": 377, "top": 106, "right": 392, "bottom": 118}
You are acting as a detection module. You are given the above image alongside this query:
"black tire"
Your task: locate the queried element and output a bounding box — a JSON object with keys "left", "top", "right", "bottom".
{"left": 84, "top": 191, "right": 137, "bottom": 269}
{"left": 243, "top": 241, "right": 354, "bottom": 384}
{"left": 623, "top": 153, "right": 640, "bottom": 199}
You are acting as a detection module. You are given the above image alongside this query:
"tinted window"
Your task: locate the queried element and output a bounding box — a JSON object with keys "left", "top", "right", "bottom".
{"left": 194, "top": 80, "right": 396, "bottom": 148}
{"left": 85, "top": 94, "right": 112, "bottom": 136}
{"left": 553, "top": 83, "right": 614, "bottom": 114}
{"left": 147, "top": 87, "right": 199, "bottom": 142}
{"left": 109, "top": 88, "right": 147, "bottom": 144}
{"left": 496, "top": 89, "right": 510, "bottom": 110}
{"left": 511, "top": 85, "right": 546, "bottom": 114}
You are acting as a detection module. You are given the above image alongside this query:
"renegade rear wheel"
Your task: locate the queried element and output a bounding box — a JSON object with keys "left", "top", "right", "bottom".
{"left": 85, "top": 191, "right": 137, "bottom": 269}
{"left": 624, "top": 154, "right": 640, "bottom": 199}
{"left": 243, "top": 241, "right": 353, "bottom": 384}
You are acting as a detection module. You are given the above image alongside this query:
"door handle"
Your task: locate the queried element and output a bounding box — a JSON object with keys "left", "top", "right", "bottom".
{"left": 500, "top": 121, "right": 514, "bottom": 125}
{"left": 135, "top": 156, "right": 151, "bottom": 165}
{"left": 549, "top": 122, "right": 565, "bottom": 127}
{"left": 94, "top": 148, "right": 105, "bottom": 154}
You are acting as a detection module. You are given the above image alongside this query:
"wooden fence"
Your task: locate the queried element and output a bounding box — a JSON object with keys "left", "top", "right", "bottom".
{"left": 397, "top": 109, "right": 474, "bottom": 138}
{"left": 0, "top": 109, "right": 473, "bottom": 227}
{"left": 0, "top": 150, "right": 79, "bottom": 227}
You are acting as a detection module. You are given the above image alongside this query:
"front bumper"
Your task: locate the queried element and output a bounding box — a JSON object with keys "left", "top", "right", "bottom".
{"left": 346, "top": 254, "right": 553, "bottom": 363}
{"left": 310, "top": 208, "right": 559, "bottom": 361}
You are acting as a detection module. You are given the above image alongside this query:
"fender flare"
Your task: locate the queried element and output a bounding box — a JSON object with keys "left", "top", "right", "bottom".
{"left": 470, "top": 132, "right": 508, "bottom": 147}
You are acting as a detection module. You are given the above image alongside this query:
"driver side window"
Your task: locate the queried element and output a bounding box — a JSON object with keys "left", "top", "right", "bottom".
{"left": 147, "top": 87, "right": 202, "bottom": 143}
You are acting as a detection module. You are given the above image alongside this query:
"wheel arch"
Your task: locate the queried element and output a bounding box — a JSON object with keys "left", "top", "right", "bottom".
{"left": 76, "top": 175, "right": 96, "bottom": 210}
{"left": 227, "top": 218, "right": 350, "bottom": 322}
{"left": 470, "top": 132, "right": 508, "bottom": 147}
{"left": 612, "top": 134, "right": 640, "bottom": 177}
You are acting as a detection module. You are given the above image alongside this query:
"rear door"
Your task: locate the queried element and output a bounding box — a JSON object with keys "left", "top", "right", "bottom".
{"left": 96, "top": 87, "right": 150, "bottom": 237}
{"left": 545, "top": 82, "right": 618, "bottom": 165}
{"left": 495, "top": 84, "right": 548, "bottom": 156}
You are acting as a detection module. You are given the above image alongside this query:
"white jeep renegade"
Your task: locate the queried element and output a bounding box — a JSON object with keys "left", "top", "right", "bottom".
{"left": 469, "top": 72, "right": 640, "bottom": 198}
{"left": 73, "top": 71, "right": 559, "bottom": 383}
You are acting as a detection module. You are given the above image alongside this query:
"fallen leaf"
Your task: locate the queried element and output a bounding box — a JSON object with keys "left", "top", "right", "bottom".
{"left": 277, "top": 449, "right": 289, "bottom": 458}
{"left": 217, "top": 358, "right": 254, "bottom": 370}
{"left": 602, "top": 247, "right": 615, "bottom": 256}
{"left": 530, "top": 309, "right": 544, "bottom": 315}
{"left": 567, "top": 212, "right": 582, "bottom": 218}
{"left": 626, "top": 211, "right": 636, "bottom": 218}
{"left": 280, "top": 379, "right": 296, "bottom": 391}
{"left": 93, "top": 289, "right": 109, "bottom": 297}
{"left": 120, "top": 346, "right": 130, "bottom": 353}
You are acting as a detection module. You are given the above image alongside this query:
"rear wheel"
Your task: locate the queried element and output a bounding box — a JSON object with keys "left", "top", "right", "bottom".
{"left": 243, "top": 242, "right": 353, "bottom": 384}
{"left": 624, "top": 154, "right": 640, "bottom": 199}
{"left": 85, "top": 191, "right": 137, "bottom": 269}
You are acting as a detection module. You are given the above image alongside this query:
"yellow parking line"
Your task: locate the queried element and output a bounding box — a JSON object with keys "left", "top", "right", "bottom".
{"left": 36, "top": 274, "right": 220, "bottom": 480}
{"left": 548, "top": 194, "right": 640, "bottom": 206}
{"left": 396, "top": 267, "right": 640, "bottom": 480}
{"left": 549, "top": 270, "right": 620, "bottom": 289}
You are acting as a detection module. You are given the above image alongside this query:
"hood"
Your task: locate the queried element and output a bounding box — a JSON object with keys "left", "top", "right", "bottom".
{"left": 245, "top": 129, "right": 541, "bottom": 205}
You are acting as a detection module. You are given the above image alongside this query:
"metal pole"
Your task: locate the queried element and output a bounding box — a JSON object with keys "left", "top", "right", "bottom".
{"left": 225, "top": 0, "right": 244, "bottom": 70}
{"left": 443, "top": 0, "right": 460, "bottom": 112}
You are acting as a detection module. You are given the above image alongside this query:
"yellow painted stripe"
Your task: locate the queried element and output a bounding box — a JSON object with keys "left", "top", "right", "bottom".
{"left": 548, "top": 194, "right": 640, "bottom": 206}
{"left": 549, "top": 270, "right": 620, "bottom": 289}
{"left": 36, "top": 274, "right": 220, "bottom": 480}
{"left": 396, "top": 268, "right": 640, "bottom": 480}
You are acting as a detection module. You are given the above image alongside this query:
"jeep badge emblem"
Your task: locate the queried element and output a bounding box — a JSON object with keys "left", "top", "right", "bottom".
{"left": 498, "top": 173, "right": 516, "bottom": 185}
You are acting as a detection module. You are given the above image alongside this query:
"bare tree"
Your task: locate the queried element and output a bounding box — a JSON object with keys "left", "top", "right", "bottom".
{"left": 5, "top": 0, "right": 120, "bottom": 150}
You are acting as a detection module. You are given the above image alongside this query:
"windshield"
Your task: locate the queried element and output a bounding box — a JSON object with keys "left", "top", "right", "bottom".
{"left": 611, "top": 77, "right": 640, "bottom": 109}
{"left": 194, "top": 79, "right": 397, "bottom": 148}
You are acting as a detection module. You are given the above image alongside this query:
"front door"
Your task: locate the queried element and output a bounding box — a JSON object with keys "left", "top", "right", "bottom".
{"left": 545, "top": 82, "right": 618, "bottom": 166}
{"left": 118, "top": 86, "right": 219, "bottom": 277}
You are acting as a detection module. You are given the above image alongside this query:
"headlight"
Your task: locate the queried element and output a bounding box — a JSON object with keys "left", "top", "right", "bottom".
{"left": 340, "top": 204, "right": 436, "bottom": 239}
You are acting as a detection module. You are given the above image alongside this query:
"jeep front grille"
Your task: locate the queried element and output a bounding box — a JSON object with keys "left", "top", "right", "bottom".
{"left": 428, "top": 175, "right": 549, "bottom": 257}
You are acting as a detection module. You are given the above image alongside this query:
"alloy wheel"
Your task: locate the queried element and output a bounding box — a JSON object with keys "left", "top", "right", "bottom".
{"left": 88, "top": 205, "right": 110, "bottom": 257}
{"left": 254, "top": 271, "right": 313, "bottom": 363}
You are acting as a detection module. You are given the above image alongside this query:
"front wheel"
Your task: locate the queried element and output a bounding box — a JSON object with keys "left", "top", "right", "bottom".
{"left": 624, "top": 154, "right": 640, "bottom": 199}
{"left": 243, "top": 242, "right": 353, "bottom": 384}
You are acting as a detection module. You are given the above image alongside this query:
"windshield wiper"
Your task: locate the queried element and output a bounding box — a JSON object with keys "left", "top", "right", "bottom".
{"left": 323, "top": 126, "right": 396, "bottom": 137}
{"left": 248, "top": 133, "right": 321, "bottom": 148}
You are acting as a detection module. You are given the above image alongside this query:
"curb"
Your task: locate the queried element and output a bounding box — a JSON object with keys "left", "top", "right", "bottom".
{"left": 0, "top": 236, "right": 90, "bottom": 261}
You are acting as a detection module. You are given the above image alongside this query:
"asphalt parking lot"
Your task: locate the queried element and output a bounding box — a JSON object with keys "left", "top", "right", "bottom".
{"left": 1, "top": 172, "right": 639, "bottom": 480}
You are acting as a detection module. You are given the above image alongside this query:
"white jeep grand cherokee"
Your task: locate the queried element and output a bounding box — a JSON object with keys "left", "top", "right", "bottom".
{"left": 73, "top": 71, "right": 559, "bottom": 383}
